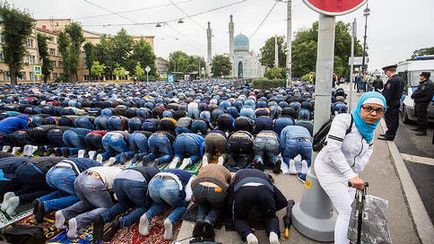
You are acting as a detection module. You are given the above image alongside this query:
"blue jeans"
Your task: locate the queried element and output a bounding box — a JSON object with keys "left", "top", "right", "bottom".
{"left": 75, "top": 117, "right": 95, "bottom": 130}
{"left": 40, "top": 167, "right": 79, "bottom": 213}
{"left": 274, "top": 118, "right": 294, "bottom": 137}
{"left": 62, "top": 173, "right": 113, "bottom": 229}
{"left": 145, "top": 176, "right": 187, "bottom": 224}
{"left": 101, "top": 133, "right": 129, "bottom": 163}
{"left": 94, "top": 116, "right": 109, "bottom": 130}
{"left": 281, "top": 138, "right": 312, "bottom": 167}
{"left": 192, "top": 184, "right": 226, "bottom": 225}
{"left": 254, "top": 133, "right": 280, "bottom": 167}
{"left": 100, "top": 178, "right": 149, "bottom": 228}
{"left": 174, "top": 134, "right": 201, "bottom": 164}
{"left": 142, "top": 133, "right": 172, "bottom": 165}
{"left": 62, "top": 128, "right": 90, "bottom": 156}
{"left": 175, "top": 127, "right": 191, "bottom": 136}
{"left": 128, "top": 132, "right": 149, "bottom": 159}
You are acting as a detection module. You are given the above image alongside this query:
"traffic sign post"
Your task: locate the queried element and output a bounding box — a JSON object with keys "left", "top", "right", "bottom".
{"left": 145, "top": 66, "right": 151, "bottom": 83}
{"left": 292, "top": 0, "right": 369, "bottom": 242}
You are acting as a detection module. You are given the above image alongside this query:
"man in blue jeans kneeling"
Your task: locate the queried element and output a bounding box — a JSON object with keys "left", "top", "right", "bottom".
{"left": 168, "top": 133, "right": 205, "bottom": 169}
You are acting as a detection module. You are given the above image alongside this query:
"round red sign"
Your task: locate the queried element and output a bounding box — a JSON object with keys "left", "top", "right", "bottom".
{"left": 303, "top": 0, "right": 367, "bottom": 16}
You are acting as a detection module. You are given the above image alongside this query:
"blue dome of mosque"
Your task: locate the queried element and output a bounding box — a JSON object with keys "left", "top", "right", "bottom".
{"left": 234, "top": 33, "right": 249, "bottom": 51}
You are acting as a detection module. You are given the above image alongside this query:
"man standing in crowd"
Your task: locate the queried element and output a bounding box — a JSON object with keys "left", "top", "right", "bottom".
{"left": 372, "top": 74, "right": 384, "bottom": 92}
{"left": 411, "top": 72, "right": 434, "bottom": 136}
{"left": 379, "top": 64, "right": 405, "bottom": 141}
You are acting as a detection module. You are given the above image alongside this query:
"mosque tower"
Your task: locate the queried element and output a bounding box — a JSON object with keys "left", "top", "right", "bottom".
{"left": 206, "top": 21, "right": 212, "bottom": 77}
{"left": 229, "top": 15, "right": 235, "bottom": 77}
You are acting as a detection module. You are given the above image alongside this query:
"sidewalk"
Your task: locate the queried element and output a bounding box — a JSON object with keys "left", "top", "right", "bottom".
{"left": 175, "top": 84, "right": 420, "bottom": 243}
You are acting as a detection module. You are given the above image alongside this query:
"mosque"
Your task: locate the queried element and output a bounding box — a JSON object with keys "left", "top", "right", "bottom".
{"left": 206, "top": 15, "right": 265, "bottom": 79}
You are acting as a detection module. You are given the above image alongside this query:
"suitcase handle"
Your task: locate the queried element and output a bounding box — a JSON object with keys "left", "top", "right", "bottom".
{"left": 348, "top": 181, "right": 369, "bottom": 188}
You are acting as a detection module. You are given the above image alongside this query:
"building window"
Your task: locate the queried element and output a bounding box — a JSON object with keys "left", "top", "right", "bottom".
{"left": 49, "top": 48, "right": 56, "bottom": 55}
{"left": 29, "top": 72, "right": 35, "bottom": 80}
{"left": 26, "top": 39, "right": 34, "bottom": 48}
{"left": 58, "top": 61, "right": 63, "bottom": 67}
{"left": 0, "top": 33, "right": 4, "bottom": 43}
{"left": 52, "top": 60, "right": 57, "bottom": 67}
{"left": 0, "top": 52, "right": 4, "bottom": 62}
{"left": 3, "top": 72, "right": 10, "bottom": 81}
{"left": 18, "top": 72, "right": 26, "bottom": 81}
{"left": 28, "top": 55, "right": 35, "bottom": 64}
{"left": 53, "top": 73, "right": 58, "bottom": 79}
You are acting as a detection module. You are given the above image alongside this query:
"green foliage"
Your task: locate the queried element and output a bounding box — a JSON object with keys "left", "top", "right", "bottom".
{"left": 134, "top": 62, "right": 145, "bottom": 79}
{"left": 211, "top": 55, "right": 231, "bottom": 77}
{"left": 264, "top": 67, "right": 286, "bottom": 80}
{"left": 411, "top": 47, "right": 434, "bottom": 59}
{"left": 90, "top": 61, "right": 105, "bottom": 80}
{"left": 301, "top": 72, "right": 315, "bottom": 83}
{"left": 131, "top": 39, "right": 156, "bottom": 77}
{"left": 291, "top": 21, "right": 363, "bottom": 78}
{"left": 260, "top": 36, "right": 287, "bottom": 68}
{"left": 253, "top": 78, "right": 286, "bottom": 89}
{"left": 57, "top": 22, "right": 85, "bottom": 83}
{"left": 0, "top": 2, "right": 34, "bottom": 84}
{"left": 37, "top": 33, "right": 53, "bottom": 83}
{"left": 168, "top": 51, "right": 205, "bottom": 75}
{"left": 83, "top": 42, "right": 95, "bottom": 76}
{"left": 113, "top": 65, "right": 126, "bottom": 79}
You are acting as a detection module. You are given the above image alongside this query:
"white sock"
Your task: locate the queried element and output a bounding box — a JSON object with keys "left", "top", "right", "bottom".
{"left": 107, "top": 157, "right": 116, "bottom": 166}
{"left": 139, "top": 214, "right": 150, "bottom": 236}
{"left": 289, "top": 159, "right": 297, "bottom": 175}
{"left": 202, "top": 155, "right": 208, "bottom": 166}
{"left": 30, "top": 146, "right": 38, "bottom": 156}
{"left": 67, "top": 218, "right": 78, "bottom": 238}
{"left": 269, "top": 231, "right": 280, "bottom": 244}
{"left": 2, "top": 145, "right": 11, "bottom": 153}
{"left": 246, "top": 233, "right": 258, "bottom": 244}
{"left": 163, "top": 218, "right": 173, "bottom": 240}
{"left": 88, "top": 151, "right": 96, "bottom": 160}
{"left": 6, "top": 196, "right": 19, "bottom": 215}
{"left": 77, "top": 149, "right": 86, "bottom": 158}
{"left": 96, "top": 154, "right": 103, "bottom": 163}
{"left": 12, "top": 147, "right": 21, "bottom": 155}
{"left": 1, "top": 192, "right": 15, "bottom": 212}
{"left": 55, "top": 210, "right": 66, "bottom": 230}
{"left": 179, "top": 158, "right": 192, "bottom": 170}
{"left": 168, "top": 157, "right": 180, "bottom": 169}
{"left": 301, "top": 160, "right": 309, "bottom": 174}
{"left": 22, "top": 145, "right": 30, "bottom": 156}
{"left": 217, "top": 156, "right": 225, "bottom": 165}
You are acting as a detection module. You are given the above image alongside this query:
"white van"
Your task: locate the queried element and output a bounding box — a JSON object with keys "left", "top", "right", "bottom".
{"left": 397, "top": 56, "right": 434, "bottom": 123}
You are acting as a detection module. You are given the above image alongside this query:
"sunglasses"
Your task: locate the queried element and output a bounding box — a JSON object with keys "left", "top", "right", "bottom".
{"left": 362, "top": 105, "right": 384, "bottom": 114}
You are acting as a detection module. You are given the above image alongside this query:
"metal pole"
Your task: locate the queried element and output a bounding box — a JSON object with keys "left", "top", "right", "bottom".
{"left": 274, "top": 34, "right": 278, "bottom": 67}
{"left": 292, "top": 14, "right": 336, "bottom": 242}
{"left": 361, "top": 5, "right": 369, "bottom": 73}
{"left": 349, "top": 18, "right": 356, "bottom": 112}
{"left": 286, "top": 0, "right": 292, "bottom": 87}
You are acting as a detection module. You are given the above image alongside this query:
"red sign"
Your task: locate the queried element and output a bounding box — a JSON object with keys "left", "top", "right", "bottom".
{"left": 303, "top": 0, "right": 367, "bottom": 16}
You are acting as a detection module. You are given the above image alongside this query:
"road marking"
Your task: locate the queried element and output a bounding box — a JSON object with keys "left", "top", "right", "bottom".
{"left": 401, "top": 153, "right": 434, "bottom": 166}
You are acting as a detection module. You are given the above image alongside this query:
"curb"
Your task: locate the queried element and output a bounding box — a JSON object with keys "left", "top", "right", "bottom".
{"left": 380, "top": 119, "right": 434, "bottom": 244}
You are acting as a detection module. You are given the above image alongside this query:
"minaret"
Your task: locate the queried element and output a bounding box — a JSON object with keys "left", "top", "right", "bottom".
{"left": 229, "top": 15, "right": 234, "bottom": 77}
{"left": 274, "top": 34, "right": 279, "bottom": 67}
{"left": 206, "top": 21, "right": 212, "bottom": 77}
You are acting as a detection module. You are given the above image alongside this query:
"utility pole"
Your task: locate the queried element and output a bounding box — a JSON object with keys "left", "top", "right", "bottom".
{"left": 361, "top": 4, "right": 370, "bottom": 73}
{"left": 206, "top": 21, "right": 212, "bottom": 77}
{"left": 286, "top": 0, "right": 292, "bottom": 87}
{"left": 349, "top": 18, "right": 357, "bottom": 112}
{"left": 274, "top": 34, "right": 278, "bottom": 67}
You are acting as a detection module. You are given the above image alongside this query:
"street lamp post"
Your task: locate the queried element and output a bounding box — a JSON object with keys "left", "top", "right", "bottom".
{"left": 361, "top": 4, "right": 370, "bottom": 73}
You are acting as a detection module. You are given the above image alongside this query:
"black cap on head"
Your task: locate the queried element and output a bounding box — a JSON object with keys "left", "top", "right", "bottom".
{"left": 419, "top": 72, "right": 431, "bottom": 79}
{"left": 382, "top": 64, "right": 397, "bottom": 71}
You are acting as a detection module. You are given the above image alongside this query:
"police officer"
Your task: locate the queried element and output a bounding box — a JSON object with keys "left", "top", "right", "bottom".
{"left": 378, "top": 64, "right": 404, "bottom": 141}
{"left": 411, "top": 72, "right": 434, "bottom": 136}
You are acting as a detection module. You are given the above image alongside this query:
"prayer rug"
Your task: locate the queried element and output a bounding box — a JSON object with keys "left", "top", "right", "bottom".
{"left": 158, "top": 160, "right": 203, "bottom": 175}
{"left": 48, "top": 224, "right": 101, "bottom": 244}
{"left": 15, "top": 212, "right": 61, "bottom": 240}
{"left": 0, "top": 202, "right": 33, "bottom": 228}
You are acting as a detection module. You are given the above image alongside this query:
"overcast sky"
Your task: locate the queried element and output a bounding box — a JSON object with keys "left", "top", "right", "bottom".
{"left": 9, "top": 0, "right": 434, "bottom": 71}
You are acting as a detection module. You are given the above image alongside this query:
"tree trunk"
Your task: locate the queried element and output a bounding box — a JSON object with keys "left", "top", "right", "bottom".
{"left": 69, "top": 72, "right": 77, "bottom": 83}
{"left": 10, "top": 68, "right": 18, "bottom": 85}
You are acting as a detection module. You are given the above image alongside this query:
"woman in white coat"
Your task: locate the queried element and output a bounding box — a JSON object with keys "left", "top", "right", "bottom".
{"left": 315, "top": 92, "right": 387, "bottom": 244}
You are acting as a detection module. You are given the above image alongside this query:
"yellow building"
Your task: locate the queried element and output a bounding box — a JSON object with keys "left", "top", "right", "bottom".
{"left": 0, "top": 18, "right": 155, "bottom": 83}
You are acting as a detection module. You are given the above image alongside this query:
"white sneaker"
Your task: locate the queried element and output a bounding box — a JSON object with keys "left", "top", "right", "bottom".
{"left": 289, "top": 159, "right": 297, "bottom": 175}
{"left": 11, "top": 147, "right": 21, "bottom": 155}
{"left": 246, "top": 233, "right": 258, "bottom": 244}
{"left": 179, "top": 158, "right": 192, "bottom": 170}
{"left": 88, "top": 151, "right": 96, "bottom": 160}
{"left": 163, "top": 218, "right": 173, "bottom": 240}
{"left": 269, "top": 231, "right": 280, "bottom": 244}
{"left": 96, "top": 154, "right": 103, "bottom": 163}
{"left": 301, "top": 160, "right": 309, "bottom": 174}
{"left": 139, "top": 214, "right": 150, "bottom": 236}
{"left": 2, "top": 145, "right": 11, "bottom": 153}
{"left": 77, "top": 149, "right": 86, "bottom": 158}
{"left": 168, "top": 157, "right": 180, "bottom": 169}
{"left": 202, "top": 155, "right": 208, "bottom": 166}
{"left": 107, "top": 157, "right": 116, "bottom": 166}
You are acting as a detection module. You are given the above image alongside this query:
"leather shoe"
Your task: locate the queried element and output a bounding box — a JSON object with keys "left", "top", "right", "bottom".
{"left": 411, "top": 128, "right": 422, "bottom": 131}
{"left": 379, "top": 133, "right": 386, "bottom": 137}
{"left": 415, "top": 131, "right": 427, "bottom": 136}
{"left": 378, "top": 136, "right": 394, "bottom": 141}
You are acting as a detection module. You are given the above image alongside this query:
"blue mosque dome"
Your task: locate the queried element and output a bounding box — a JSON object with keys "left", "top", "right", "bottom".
{"left": 234, "top": 33, "right": 249, "bottom": 52}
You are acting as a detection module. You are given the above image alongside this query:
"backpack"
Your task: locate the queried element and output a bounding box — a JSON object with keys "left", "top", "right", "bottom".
{"left": 313, "top": 114, "right": 353, "bottom": 152}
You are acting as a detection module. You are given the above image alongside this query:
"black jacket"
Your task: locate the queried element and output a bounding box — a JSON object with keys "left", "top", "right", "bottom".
{"left": 411, "top": 79, "right": 434, "bottom": 104}
{"left": 372, "top": 78, "right": 384, "bottom": 90}
{"left": 382, "top": 74, "right": 405, "bottom": 106}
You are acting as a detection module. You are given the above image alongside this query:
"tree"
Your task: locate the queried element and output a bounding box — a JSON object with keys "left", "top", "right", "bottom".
{"left": 130, "top": 39, "right": 156, "bottom": 77}
{"left": 260, "top": 36, "right": 287, "bottom": 68}
{"left": 134, "top": 62, "right": 145, "bottom": 80}
{"left": 91, "top": 61, "right": 105, "bottom": 81}
{"left": 57, "top": 22, "right": 85, "bottom": 83}
{"left": 0, "top": 3, "right": 34, "bottom": 85}
{"left": 168, "top": 51, "right": 189, "bottom": 72}
{"left": 291, "top": 21, "right": 363, "bottom": 78}
{"left": 83, "top": 42, "right": 95, "bottom": 78}
{"left": 37, "top": 33, "right": 53, "bottom": 83}
{"left": 211, "top": 55, "right": 231, "bottom": 77}
{"left": 113, "top": 65, "right": 126, "bottom": 79}
{"left": 109, "top": 29, "right": 134, "bottom": 73}
{"left": 411, "top": 47, "right": 434, "bottom": 59}
{"left": 264, "top": 67, "right": 286, "bottom": 80}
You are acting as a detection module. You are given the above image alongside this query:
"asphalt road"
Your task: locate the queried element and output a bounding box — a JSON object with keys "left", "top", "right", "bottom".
{"left": 394, "top": 119, "right": 434, "bottom": 158}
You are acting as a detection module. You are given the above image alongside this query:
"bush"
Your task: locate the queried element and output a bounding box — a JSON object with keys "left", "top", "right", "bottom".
{"left": 253, "top": 78, "right": 286, "bottom": 89}
{"left": 301, "top": 72, "right": 315, "bottom": 83}
{"left": 264, "top": 67, "right": 286, "bottom": 80}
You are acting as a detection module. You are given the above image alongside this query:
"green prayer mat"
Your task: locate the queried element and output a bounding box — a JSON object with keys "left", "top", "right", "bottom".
{"left": 157, "top": 160, "right": 202, "bottom": 175}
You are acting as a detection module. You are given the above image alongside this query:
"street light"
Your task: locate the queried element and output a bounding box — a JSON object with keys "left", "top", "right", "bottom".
{"left": 156, "top": 22, "right": 162, "bottom": 27}
{"left": 361, "top": 4, "right": 370, "bottom": 73}
{"left": 177, "top": 19, "right": 184, "bottom": 24}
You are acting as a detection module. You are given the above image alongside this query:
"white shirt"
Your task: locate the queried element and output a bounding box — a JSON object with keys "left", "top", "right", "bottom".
{"left": 87, "top": 166, "right": 123, "bottom": 190}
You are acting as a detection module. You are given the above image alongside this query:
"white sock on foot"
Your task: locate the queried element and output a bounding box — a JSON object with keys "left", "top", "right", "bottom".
{"left": 67, "top": 218, "right": 78, "bottom": 238}
{"left": 289, "top": 159, "right": 297, "bottom": 175}
{"left": 168, "top": 157, "right": 180, "bottom": 169}
{"left": 6, "top": 196, "right": 19, "bottom": 215}
{"left": 1, "top": 192, "right": 15, "bottom": 212}
{"left": 139, "top": 214, "right": 150, "bottom": 236}
{"left": 12, "top": 147, "right": 21, "bottom": 155}
{"left": 163, "top": 218, "right": 173, "bottom": 240}
{"left": 217, "top": 156, "right": 225, "bottom": 165}
{"left": 55, "top": 210, "right": 66, "bottom": 230}
{"left": 2, "top": 145, "right": 11, "bottom": 153}
{"left": 77, "top": 149, "right": 86, "bottom": 158}
{"left": 96, "top": 154, "right": 103, "bottom": 163}
{"left": 246, "top": 233, "right": 258, "bottom": 244}
{"left": 88, "top": 151, "right": 96, "bottom": 160}
{"left": 202, "top": 155, "right": 208, "bottom": 166}
{"left": 179, "top": 158, "right": 192, "bottom": 170}
{"left": 269, "top": 231, "right": 280, "bottom": 244}
{"left": 301, "top": 160, "right": 309, "bottom": 174}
